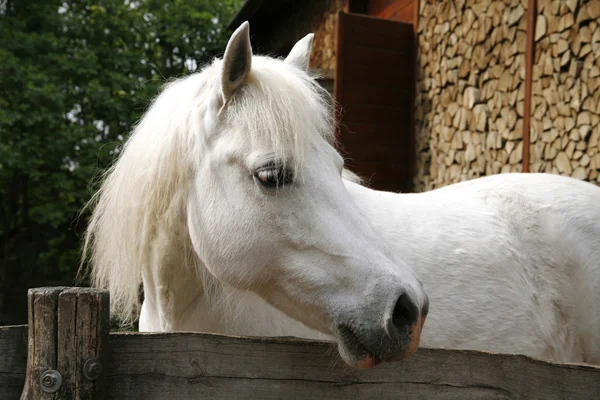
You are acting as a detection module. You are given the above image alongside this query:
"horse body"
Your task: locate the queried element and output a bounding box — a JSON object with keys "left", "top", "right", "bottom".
{"left": 348, "top": 172, "right": 600, "bottom": 364}
{"left": 139, "top": 172, "right": 600, "bottom": 364}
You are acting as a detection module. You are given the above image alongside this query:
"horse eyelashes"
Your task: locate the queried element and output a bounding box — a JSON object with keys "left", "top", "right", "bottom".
{"left": 255, "top": 167, "right": 294, "bottom": 188}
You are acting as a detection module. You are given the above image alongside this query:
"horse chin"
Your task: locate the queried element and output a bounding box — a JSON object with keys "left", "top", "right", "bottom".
{"left": 336, "top": 332, "right": 382, "bottom": 369}
{"left": 353, "top": 353, "right": 382, "bottom": 369}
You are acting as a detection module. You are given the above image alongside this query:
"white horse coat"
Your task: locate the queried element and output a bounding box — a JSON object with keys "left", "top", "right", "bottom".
{"left": 86, "top": 23, "right": 600, "bottom": 367}
{"left": 85, "top": 23, "right": 429, "bottom": 369}
{"left": 139, "top": 172, "right": 600, "bottom": 365}
{"left": 347, "top": 173, "right": 600, "bottom": 364}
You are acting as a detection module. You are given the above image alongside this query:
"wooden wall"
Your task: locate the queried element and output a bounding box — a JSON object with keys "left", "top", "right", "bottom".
{"left": 368, "top": 0, "right": 418, "bottom": 23}
{"left": 335, "top": 12, "right": 415, "bottom": 192}
{"left": 338, "top": 0, "right": 419, "bottom": 192}
{"left": 236, "top": 0, "right": 345, "bottom": 72}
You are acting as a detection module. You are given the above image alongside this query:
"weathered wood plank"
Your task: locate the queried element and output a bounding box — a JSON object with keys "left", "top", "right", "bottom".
{"left": 3, "top": 326, "right": 600, "bottom": 399}
{"left": 57, "top": 288, "right": 110, "bottom": 400}
{"left": 107, "top": 332, "right": 600, "bottom": 400}
{"left": 20, "top": 287, "right": 109, "bottom": 400}
{"left": 0, "top": 325, "right": 28, "bottom": 400}
{"left": 369, "top": 0, "right": 417, "bottom": 24}
{"left": 334, "top": 11, "right": 415, "bottom": 193}
{"left": 21, "top": 287, "right": 66, "bottom": 400}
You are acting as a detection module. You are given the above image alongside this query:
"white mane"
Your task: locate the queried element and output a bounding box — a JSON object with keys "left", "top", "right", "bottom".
{"left": 82, "top": 55, "right": 335, "bottom": 323}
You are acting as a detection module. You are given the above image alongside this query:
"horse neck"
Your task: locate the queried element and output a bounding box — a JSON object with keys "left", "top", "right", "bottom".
{"left": 342, "top": 179, "right": 426, "bottom": 263}
{"left": 139, "top": 212, "right": 206, "bottom": 332}
{"left": 343, "top": 180, "right": 408, "bottom": 230}
{"left": 140, "top": 221, "right": 331, "bottom": 339}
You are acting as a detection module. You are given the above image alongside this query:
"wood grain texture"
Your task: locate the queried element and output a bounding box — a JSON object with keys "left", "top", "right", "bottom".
{"left": 20, "top": 287, "right": 66, "bottom": 400}
{"left": 368, "top": 0, "right": 417, "bottom": 24}
{"left": 106, "top": 332, "right": 600, "bottom": 400}
{"left": 2, "top": 326, "right": 600, "bottom": 399}
{"left": 19, "top": 287, "right": 109, "bottom": 400}
{"left": 0, "top": 325, "right": 27, "bottom": 400}
{"left": 57, "top": 288, "right": 110, "bottom": 400}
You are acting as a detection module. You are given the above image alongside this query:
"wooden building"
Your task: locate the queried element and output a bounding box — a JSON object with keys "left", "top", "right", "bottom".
{"left": 229, "top": 0, "right": 419, "bottom": 193}
{"left": 229, "top": 0, "right": 600, "bottom": 193}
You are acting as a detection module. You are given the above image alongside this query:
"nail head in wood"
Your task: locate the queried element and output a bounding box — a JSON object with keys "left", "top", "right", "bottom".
{"left": 40, "top": 370, "right": 62, "bottom": 393}
{"left": 83, "top": 358, "right": 102, "bottom": 381}
{"left": 20, "top": 287, "right": 110, "bottom": 400}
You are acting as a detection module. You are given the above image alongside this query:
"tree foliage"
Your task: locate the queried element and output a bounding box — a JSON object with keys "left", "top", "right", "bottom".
{"left": 0, "top": 0, "right": 241, "bottom": 323}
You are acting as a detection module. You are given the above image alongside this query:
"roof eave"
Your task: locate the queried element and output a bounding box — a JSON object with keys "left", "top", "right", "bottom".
{"left": 227, "top": 0, "right": 265, "bottom": 30}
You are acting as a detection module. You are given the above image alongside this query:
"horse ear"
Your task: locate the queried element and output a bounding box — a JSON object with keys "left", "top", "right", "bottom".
{"left": 284, "top": 33, "right": 314, "bottom": 72}
{"left": 221, "top": 21, "right": 252, "bottom": 102}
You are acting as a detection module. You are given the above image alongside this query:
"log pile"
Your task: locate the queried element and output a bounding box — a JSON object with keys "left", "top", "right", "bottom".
{"left": 530, "top": 0, "right": 600, "bottom": 183}
{"left": 309, "top": 0, "right": 345, "bottom": 71}
{"left": 414, "top": 0, "right": 528, "bottom": 192}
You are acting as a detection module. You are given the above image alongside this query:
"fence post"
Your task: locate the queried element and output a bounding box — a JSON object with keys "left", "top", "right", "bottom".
{"left": 20, "top": 287, "right": 110, "bottom": 400}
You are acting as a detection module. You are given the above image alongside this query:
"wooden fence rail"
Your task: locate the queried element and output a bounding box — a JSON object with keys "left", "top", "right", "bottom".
{"left": 1, "top": 287, "right": 599, "bottom": 399}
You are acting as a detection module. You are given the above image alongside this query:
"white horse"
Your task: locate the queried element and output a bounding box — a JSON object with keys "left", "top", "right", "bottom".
{"left": 83, "top": 22, "right": 428, "bottom": 369}
{"left": 84, "top": 22, "right": 600, "bottom": 367}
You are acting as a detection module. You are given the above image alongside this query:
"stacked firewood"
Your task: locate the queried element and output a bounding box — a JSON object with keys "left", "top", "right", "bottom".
{"left": 530, "top": 0, "right": 600, "bottom": 183}
{"left": 414, "top": 0, "right": 528, "bottom": 192}
{"left": 309, "top": 0, "right": 345, "bottom": 72}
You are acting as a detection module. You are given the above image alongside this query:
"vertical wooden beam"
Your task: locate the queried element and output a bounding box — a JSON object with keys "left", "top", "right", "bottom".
{"left": 522, "top": 0, "right": 537, "bottom": 173}
{"left": 409, "top": 0, "right": 420, "bottom": 191}
{"left": 57, "top": 288, "right": 110, "bottom": 400}
{"left": 21, "top": 287, "right": 65, "bottom": 400}
{"left": 21, "top": 287, "right": 109, "bottom": 400}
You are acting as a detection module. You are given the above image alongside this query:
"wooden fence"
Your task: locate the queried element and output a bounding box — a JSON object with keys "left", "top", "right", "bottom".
{"left": 1, "top": 287, "right": 599, "bottom": 399}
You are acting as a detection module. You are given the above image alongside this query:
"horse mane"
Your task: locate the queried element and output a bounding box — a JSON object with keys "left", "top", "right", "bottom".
{"left": 81, "top": 55, "right": 336, "bottom": 324}
{"left": 342, "top": 168, "right": 363, "bottom": 185}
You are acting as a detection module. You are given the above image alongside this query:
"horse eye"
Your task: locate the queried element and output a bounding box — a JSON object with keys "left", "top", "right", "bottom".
{"left": 254, "top": 166, "right": 293, "bottom": 188}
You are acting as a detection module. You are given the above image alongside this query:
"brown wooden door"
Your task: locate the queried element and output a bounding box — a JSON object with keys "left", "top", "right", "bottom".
{"left": 368, "top": 0, "right": 417, "bottom": 23}
{"left": 334, "top": 11, "right": 414, "bottom": 193}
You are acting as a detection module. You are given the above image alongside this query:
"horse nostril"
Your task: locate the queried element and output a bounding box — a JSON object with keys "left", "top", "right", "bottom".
{"left": 422, "top": 295, "right": 429, "bottom": 317}
{"left": 392, "top": 293, "right": 419, "bottom": 332}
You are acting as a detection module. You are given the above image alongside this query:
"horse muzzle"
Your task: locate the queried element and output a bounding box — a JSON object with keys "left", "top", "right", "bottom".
{"left": 335, "top": 291, "right": 429, "bottom": 369}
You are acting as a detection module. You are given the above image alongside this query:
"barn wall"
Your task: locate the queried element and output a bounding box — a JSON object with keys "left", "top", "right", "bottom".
{"left": 413, "top": 0, "right": 528, "bottom": 192}
{"left": 310, "top": 0, "right": 346, "bottom": 71}
{"left": 529, "top": 0, "right": 600, "bottom": 182}
{"left": 368, "top": 0, "right": 417, "bottom": 23}
{"left": 239, "top": 0, "right": 343, "bottom": 95}
{"left": 243, "top": 0, "right": 600, "bottom": 191}
{"left": 245, "top": 0, "right": 344, "bottom": 72}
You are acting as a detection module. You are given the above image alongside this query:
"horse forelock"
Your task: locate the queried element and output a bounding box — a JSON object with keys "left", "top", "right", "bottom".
{"left": 222, "top": 55, "right": 335, "bottom": 168}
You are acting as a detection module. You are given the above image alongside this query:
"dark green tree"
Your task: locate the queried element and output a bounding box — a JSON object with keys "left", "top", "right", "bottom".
{"left": 0, "top": 0, "right": 241, "bottom": 324}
